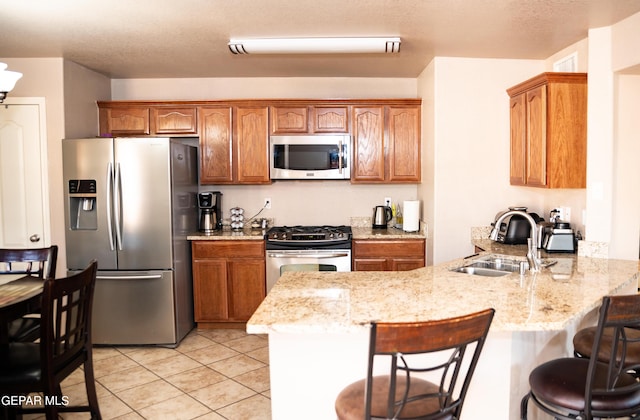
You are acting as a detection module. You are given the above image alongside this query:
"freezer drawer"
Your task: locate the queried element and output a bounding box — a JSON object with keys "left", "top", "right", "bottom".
{"left": 86, "top": 270, "right": 178, "bottom": 346}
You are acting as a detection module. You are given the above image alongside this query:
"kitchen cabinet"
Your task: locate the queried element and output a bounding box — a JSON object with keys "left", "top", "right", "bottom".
{"left": 235, "top": 106, "right": 270, "bottom": 184}
{"left": 151, "top": 106, "right": 197, "bottom": 134}
{"left": 270, "top": 105, "right": 349, "bottom": 134}
{"left": 352, "top": 239, "right": 425, "bottom": 271}
{"left": 99, "top": 106, "right": 150, "bottom": 136}
{"left": 199, "top": 106, "right": 233, "bottom": 183}
{"left": 192, "top": 240, "right": 266, "bottom": 327}
{"left": 352, "top": 105, "right": 421, "bottom": 183}
{"left": 98, "top": 103, "right": 198, "bottom": 136}
{"left": 507, "top": 72, "right": 587, "bottom": 188}
{"left": 198, "top": 105, "right": 270, "bottom": 185}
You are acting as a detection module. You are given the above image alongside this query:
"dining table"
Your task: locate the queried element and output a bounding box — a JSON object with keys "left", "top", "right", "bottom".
{"left": 0, "top": 274, "right": 44, "bottom": 343}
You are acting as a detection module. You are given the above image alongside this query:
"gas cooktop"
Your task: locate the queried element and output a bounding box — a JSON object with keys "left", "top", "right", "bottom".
{"left": 265, "top": 226, "right": 351, "bottom": 248}
{"left": 266, "top": 225, "right": 352, "bottom": 243}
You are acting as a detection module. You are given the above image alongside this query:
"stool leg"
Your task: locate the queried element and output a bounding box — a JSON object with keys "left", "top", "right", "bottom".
{"left": 520, "top": 392, "right": 530, "bottom": 420}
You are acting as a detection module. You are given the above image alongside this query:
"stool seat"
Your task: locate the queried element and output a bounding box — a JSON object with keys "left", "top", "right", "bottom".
{"left": 573, "top": 326, "right": 640, "bottom": 367}
{"left": 336, "top": 375, "right": 453, "bottom": 420}
{"left": 529, "top": 357, "right": 640, "bottom": 415}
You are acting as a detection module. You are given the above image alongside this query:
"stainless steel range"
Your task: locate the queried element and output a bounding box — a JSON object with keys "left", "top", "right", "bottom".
{"left": 265, "top": 225, "right": 352, "bottom": 292}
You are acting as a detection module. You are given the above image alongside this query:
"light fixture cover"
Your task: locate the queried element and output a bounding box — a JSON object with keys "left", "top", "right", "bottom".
{"left": 0, "top": 62, "right": 23, "bottom": 92}
{"left": 228, "top": 37, "right": 401, "bottom": 55}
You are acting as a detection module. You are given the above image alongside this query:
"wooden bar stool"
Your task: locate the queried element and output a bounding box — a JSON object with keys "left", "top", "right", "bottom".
{"left": 335, "top": 308, "right": 495, "bottom": 420}
{"left": 521, "top": 294, "right": 640, "bottom": 419}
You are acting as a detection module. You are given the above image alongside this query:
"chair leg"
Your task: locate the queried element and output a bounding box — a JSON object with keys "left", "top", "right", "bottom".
{"left": 83, "top": 358, "right": 101, "bottom": 420}
{"left": 520, "top": 392, "right": 530, "bottom": 420}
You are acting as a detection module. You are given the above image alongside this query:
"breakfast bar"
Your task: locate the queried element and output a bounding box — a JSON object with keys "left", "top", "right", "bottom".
{"left": 247, "top": 252, "right": 639, "bottom": 420}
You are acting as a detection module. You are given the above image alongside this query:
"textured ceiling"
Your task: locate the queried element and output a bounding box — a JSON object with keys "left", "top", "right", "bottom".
{"left": 1, "top": 0, "right": 639, "bottom": 78}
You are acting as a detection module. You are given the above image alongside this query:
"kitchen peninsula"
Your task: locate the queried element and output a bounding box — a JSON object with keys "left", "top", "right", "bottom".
{"left": 247, "top": 251, "right": 639, "bottom": 420}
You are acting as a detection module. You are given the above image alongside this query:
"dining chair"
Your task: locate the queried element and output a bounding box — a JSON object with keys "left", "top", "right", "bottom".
{"left": 521, "top": 294, "right": 640, "bottom": 420}
{"left": 335, "top": 308, "right": 495, "bottom": 420}
{"left": 0, "top": 245, "right": 58, "bottom": 342}
{"left": 0, "top": 260, "right": 101, "bottom": 419}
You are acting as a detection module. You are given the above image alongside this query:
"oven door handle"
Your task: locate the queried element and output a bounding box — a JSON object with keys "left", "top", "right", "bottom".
{"left": 267, "top": 252, "right": 350, "bottom": 259}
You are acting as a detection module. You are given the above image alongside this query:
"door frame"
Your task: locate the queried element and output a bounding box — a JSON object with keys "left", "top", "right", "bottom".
{"left": 1, "top": 97, "right": 51, "bottom": 246}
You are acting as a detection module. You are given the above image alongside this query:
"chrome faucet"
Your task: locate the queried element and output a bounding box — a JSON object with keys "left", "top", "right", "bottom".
{"left": 489, "top": 210, "right": 541, "bottom": 271}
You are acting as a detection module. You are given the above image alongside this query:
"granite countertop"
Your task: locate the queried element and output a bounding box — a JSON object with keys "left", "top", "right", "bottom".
{"left": 352, "top": 226, "right": 426, "bottom": 240}
{"left": 188, "top": 226, "right": 426, "bottom": 241}
{"left": 187, "top": 229, "right": 266, "bottom": 241}
{"left": 247, "top": 249, "right": 640, "bottom": 335}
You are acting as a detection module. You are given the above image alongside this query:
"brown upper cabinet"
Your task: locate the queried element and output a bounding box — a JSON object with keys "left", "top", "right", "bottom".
{"left": 199, "top": 106, "right": 270, "bottom": 185}
{"left": 99, "top": 106, "right": 150, "bottom": 136}
{"left": 270, "top": 105, "right": 349, "bottom": 134}
{"left": 151, "top": 107, "right": 198, "bottom": 134}
{"left": 352, "top": 105, "right": 421, "bottom": 183}
{"left": 98, "top": 99, "right": 421, "bottom": 185}
{"left": 507, "top": 73, "right": 587, "bottom": 188}
{"left": 98, "top": 103, "right": 198, "bottom": 136}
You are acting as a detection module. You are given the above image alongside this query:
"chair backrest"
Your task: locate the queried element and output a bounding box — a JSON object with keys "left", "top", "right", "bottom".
{"left": 366, "top": 308, "right": 495, "bottom": 420}
{"left": 584, "top": 294, "right": 640, "bottom": 419}
{"left": 39, "top": 260, "right": 97, "bottom": 380}
{"left": 0, "top": 245, "right": 58, "bottom": 279}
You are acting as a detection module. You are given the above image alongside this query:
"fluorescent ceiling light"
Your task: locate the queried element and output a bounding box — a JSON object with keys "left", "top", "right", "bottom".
{"left": 228, "top": 37, "right": 401, "bottom": 55}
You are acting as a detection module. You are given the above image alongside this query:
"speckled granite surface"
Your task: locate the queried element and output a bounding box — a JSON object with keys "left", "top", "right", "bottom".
{"left": 187, "top": 229, "right": 266, "bottom": 240}
{"left": 247, "top": 250, "right": 639, "bottom": 335}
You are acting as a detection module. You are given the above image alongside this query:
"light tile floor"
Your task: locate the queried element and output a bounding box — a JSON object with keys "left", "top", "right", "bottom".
{"left": 25, "top": 329, "right": 271, "bottom": 420}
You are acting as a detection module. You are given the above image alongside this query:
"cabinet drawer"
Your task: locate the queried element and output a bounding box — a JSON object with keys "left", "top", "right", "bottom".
{"left": 353, "top": 239, "right": 425, "bottom": 258}
{"left": 192, "top": 240, "right": 265, "bottom": 259}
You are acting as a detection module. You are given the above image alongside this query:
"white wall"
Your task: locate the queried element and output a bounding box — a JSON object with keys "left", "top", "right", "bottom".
{"left": 417, "top": 62, "right": 435, "bottom": 264}
{"left": 111, "top": 77, "right": 417, "bottom": 100}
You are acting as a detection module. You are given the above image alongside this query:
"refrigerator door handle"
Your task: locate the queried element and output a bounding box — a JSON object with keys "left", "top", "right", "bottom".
{"left": 114, "top": 162, "right": 123, "bottom": 250}
{"left": 106, "top": 162, "right": 115, "bottom": 251}
{"left": 96, "top": 274, "right": 163, "bottom": 280}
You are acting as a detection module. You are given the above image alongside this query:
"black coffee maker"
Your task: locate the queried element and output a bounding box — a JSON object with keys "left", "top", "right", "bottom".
{"left": 198, "top": 191, "right": 222, "bottom": 233}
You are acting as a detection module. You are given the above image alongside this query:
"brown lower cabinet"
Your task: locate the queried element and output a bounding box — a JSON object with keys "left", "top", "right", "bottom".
{"left": 192, "top": 240, "right": 266, "bottom": 328}
{"left": 352, "top": 239, "right": 425, "bottom": 271}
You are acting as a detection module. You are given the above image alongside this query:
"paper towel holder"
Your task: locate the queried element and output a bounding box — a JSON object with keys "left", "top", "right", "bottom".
{"left": 403, "top": 200, "right": 420, "bottom": 232}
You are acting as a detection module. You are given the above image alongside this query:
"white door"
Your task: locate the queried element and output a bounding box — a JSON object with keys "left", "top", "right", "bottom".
{"left": 0, "top": 98, "right": 50, "bottom": 248}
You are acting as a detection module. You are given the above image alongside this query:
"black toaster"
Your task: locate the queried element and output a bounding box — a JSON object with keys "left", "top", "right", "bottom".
{"left": 492, "top": 209, "right": 542, "bottom": 245}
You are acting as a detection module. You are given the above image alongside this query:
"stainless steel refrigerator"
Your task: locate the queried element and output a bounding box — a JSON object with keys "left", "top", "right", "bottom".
{"left": 62, "top": 137, "right": 198, "bottom": 346}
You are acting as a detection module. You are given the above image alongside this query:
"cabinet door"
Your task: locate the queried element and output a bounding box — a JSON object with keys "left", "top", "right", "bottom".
{"left": 509, "top": 94, "right": 527, "bottom": 186}
{"left": 228, "top": 259, "right": 266, "bottom": 321}
{"left": 199, "top": 106, "right": 233, "bottom": 184}
{"left": 235, "top": 106, "right": 270, "bottom": 184}
{"left": 352, "top": 106, "right": 385, "bottom": 182}
{"left": 313, "top": 106, "right": 349, "bottom": 133}
{"left": 192, "top": 259, "right": 229, "bottom": 321}
{"left": 99, "top": 107, "right": 150, "bottom": 136}
{"left": 353, "top": 258, "right": 388, "bottom": 271}
{"left": 525, "top": 86, "right": 547, "bottom": 187}
{"left": 271, "top": 106, "right": 309, "bottom": 134}
{"left": 387, "top": 106, "right": 421, "bottom": 182}
{"left": 390, "top": 258, "right": 425, "bottom": 271}
{"left": 152, "top": 107, "right": 197, "bottom": 134}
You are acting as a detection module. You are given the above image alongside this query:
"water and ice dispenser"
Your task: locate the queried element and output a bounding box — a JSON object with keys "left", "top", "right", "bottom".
{"left": 68, "top": 179, "right": 97, "bottom": 230}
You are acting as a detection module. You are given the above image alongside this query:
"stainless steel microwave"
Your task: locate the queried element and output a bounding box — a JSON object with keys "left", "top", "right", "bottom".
{"left": 269, "top": 135, "right": 351, "bottom": 180}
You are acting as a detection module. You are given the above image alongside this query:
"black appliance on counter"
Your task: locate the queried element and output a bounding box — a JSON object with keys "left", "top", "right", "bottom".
{"left": 198, "top": 191, "right": 222, "bottom": 233}
{"left": 265, "top": 225, "right": 352, "bottom": 292}
{"left": 491, "top": 207, "right": 543, "bottom": 245}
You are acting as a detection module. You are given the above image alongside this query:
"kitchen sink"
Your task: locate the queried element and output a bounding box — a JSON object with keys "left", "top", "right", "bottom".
{"left": 451, "top": 256, "right": 524, "bottom": 277}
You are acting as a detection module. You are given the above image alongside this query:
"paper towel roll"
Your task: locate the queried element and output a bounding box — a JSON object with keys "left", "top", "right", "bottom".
{"left": 403, "top": 200, "right": 420, "bottom": 232}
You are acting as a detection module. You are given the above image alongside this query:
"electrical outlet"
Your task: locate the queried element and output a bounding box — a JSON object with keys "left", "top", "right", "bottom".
{"left": 563, "top": 207, "right": 571, "bottom": 222}
{"left": 384, "top": 197, "right": 392, "bottom": 207}
{"left": 264, "top": 198, "right": 271, "bottom": 209}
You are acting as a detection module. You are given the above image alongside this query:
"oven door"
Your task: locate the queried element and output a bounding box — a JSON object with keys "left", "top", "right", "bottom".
{"left": 266, "top": 249, "right": 351, "bottom": 292}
